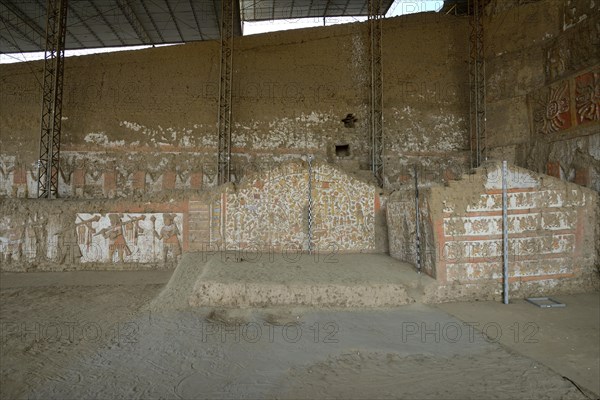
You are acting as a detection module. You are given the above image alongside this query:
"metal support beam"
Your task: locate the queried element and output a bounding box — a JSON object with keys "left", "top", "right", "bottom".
{"left": 34, "top": 0, "right": 84, "bottom": 48}
{"left": 37, "top": 0, "right": 68, "bottom": 198}
{"left": 217, "top": 0, "right": 234, "bottom": 185}
{"left": 232, "top": 0, "right": 242, "bottom": 35}
{"left": 3, "top": 1, "right": 46, "bottom": 38}
{"left": 212, "top": 0, "right": 220, "bottom": 33}
{"left": 342, "top": 0, "right": 353, "bottom": 15}
{"left": 164, "top": 0, "right": 184, "bottom": 41}
{"left": 116, "top": 0, "right": 152, "bottom": 44}
{"left": 0, "top": 6, "right": 42, "bottom": 50}
{"left": 87, "top": 0, "right": 125, "bottom": 45}
{"left": 323, "top": 0, "right": 333, "bottom": 17}
{"left": 188, "top": 0, "right": 206, "bottom": 40}
{"left": 307, "top": 0, "right": 316, "bottom": 16}
{"left": 66, "top": 2, "right": 105, "bottom": 47}
{"left": 140, "top": 0, "right": 164, "bottom": 42}
{"left": 0, "top": 36, "right": 23, "bottom": 54}
{"left": 469, "top": 0, "right": 486, "bottom": 168}
{"left": 368, "top": 0, "right": 384, "bottom": 187}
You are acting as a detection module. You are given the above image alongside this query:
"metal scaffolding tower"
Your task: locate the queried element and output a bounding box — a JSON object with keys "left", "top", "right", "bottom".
{"left": 37, "top": 0, "right": 68, "bottom": 198}
{"left": 368, "top": 0, "right": 384, "bottom": 187}
{"left": 469, "top": 0, "right": 486, "bottom": 169}
{"left": 217, "top": 0, "right": 234, "bottom": 185}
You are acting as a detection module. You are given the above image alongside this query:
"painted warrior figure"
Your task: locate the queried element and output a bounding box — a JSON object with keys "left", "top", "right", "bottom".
{"left": 76, "top": 215, "right": 100, "bottom": 251}
{"left": 4, "top": 216, "right": 25, "bottom": 264}
{"left": 29, "top": 212, "right": 47, "bottom": 261}
{"left": 55, "top": 216, "right": 83, "bottom": 264}
{"left": 100, "top": 214, "right": 132, "bottom": 262}
{"left": 152, "top": 213, "right": 181, "bottom": 263}
{"left": 124, "top": 215, "right": 144, "bottom": 246}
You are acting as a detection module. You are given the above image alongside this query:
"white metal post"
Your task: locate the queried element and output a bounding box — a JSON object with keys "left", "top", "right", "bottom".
{"left": 502, "top": 160, "right": 509, "bottom": 304}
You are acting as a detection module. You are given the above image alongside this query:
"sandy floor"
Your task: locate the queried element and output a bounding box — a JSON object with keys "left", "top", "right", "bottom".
{"left": 1, "top": 267, "right": 598, "bottom": 399}
{"left": 438, "top": 293, "right": 600, "bottom": 397}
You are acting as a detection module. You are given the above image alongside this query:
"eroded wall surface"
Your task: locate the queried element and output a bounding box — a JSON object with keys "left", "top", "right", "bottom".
{"left": 485, "top": 0, "right": 600, "bottom": 192}
{"left": 388, "top": 162, "right": 599, "bottom": 297}
{"left": 0, "top": 161, "right": 383, "bottom": 271}
{"left": 386, "top": 189, "right": 435, "bottom": 276}
{"left": 0, "top": 12, "right": 470, "bottom": 199}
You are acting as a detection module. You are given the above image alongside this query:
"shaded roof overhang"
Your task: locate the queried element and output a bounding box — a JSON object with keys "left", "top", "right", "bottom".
{"left": 0, "top": 0, "right": 396, "bottom": 54}
{"left": 239, "top": 0, "right": 393, "bottom": 22}
{"left": 0, "top": 0, "right": 240, "bottom": 53}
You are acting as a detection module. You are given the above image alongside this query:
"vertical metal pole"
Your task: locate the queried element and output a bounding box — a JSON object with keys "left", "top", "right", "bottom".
{"left": 502, "top": 160, "right": 509, "bottom": 304}
{"left": 307, "top": 156, "right": 314, "bottom": 254}
{"left": 414, "top": 165, "right": 421, "bottom": 274}
{"left": 468, "top": 0, "right": 486, "bottom": 169}
{"left": 38, "top": 0, "right": 68, "bottom": 198}
{"left": 217, "top": 0, "right": 234, "bottom": 185}
{"left": 368, "top": 0, "right": 384, "bottom": 187}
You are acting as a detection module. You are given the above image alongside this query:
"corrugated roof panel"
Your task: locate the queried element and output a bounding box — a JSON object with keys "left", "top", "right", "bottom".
{"left": 1, "top": 0, "right": 409, "bottom": 53}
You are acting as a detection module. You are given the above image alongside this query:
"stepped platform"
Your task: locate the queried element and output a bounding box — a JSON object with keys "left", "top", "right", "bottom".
{"left": 163, "top": 252, "right": 438, "bottom": 308}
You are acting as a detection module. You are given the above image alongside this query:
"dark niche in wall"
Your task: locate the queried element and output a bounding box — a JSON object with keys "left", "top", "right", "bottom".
{"left": 335, "top": 144, "right": 350, "bottom": 157}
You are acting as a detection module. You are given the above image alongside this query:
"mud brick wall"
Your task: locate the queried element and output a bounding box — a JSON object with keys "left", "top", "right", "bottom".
{"left": 0, "top": 161, "right": 382, "bottom": 271}
{"left": 0, "top": 11, "right": 470, "bottom": 199}
{"left": 484, "top": 0, "right": 600, "bottom": 192}
{"left": 388, "top": 162, "right": 599, "bottom": 297}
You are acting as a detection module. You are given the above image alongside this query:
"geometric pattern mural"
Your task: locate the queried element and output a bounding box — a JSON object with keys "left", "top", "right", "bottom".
{"left": 575, "top": 70, "right": 600, "bottom": 125}
{"left": 531, "top": 66, "right": 600, "bottom": 136}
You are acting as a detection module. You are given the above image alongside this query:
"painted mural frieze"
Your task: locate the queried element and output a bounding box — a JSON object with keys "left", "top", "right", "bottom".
{"left": 1, "top": 212, "right": 184, "bottom": 267}
{"left": 533, "top": 81, "right": 571, "bottom": 135}
{"left": 575, "top": 70, "right": 600, "bottom": 124}
{"left": 530, "top": 66, "right": 600, "bottom": 137}
{"left": 545, "top": 15, "right": 600, "bottom": 83}
{"left": 76, "top": 213, "right": 183, "bottom": 264}
{"left": 222, "top": 162, "right": 376, "bottom": 252}
{"left": 546, "top": 44, "right": 570, "bottom": 83}
{"left": 2, "top": 161, "right": 383, "bottom": 271}
{"left": 0, "top": 213, "right": 46, "bottom": 264}
{"left": 563, "top": 0, "right": 599, "bottom": 31}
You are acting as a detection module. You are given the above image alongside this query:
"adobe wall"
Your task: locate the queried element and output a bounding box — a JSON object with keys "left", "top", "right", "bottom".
{"left": 484, "top": 0, "right": 599, "bottom": 191}
{"left": 0, "top": 161, "right": 385, "bottom": 271}
{"left": 388, "top": 162, "right": 599, "bottom": 300}
{"left": 0, "top": 11, "right": 470, "bottom": 198}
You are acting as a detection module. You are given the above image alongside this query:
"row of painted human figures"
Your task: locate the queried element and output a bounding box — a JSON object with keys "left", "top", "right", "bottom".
{"left": 78, "top": 213, "right": 182, "bottom": 263}
{"left": 1, "top": 213, "right": 181, "bottom": 264}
